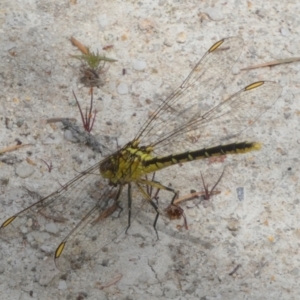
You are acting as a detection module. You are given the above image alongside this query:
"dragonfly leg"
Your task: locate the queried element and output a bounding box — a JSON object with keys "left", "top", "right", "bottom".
{"left": 136, "top": 179, "right": 179, "bottom": 239}
{"left": 115, "top": 185, "right": 124, "bottom": 218}
{"left": 125, "top": 183, "right": 132, "bottom": 233}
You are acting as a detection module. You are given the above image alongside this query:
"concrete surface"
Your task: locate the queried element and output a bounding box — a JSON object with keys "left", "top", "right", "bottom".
{"left": 0, "top": 0, "right": 299, "bottom": 299}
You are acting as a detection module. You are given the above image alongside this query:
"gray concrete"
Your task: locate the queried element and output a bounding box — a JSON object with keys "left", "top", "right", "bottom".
{"left": 0, "top": 0, "right": 299, "bottom": 299}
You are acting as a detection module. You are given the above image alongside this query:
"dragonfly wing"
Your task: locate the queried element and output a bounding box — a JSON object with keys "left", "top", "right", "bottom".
{"left": 197, "top": 81, "right": 282, "bottom": 144}
{"left": 136, "top": 37, "right": 244, "bottom": 149}
{"left": 151, "top": 80, "right": 282, "bottom": 155}
{"left": 54, "top": 185, "right": 150, "bottom": 271}
{"left": 54, "top": 189, "right": 122, "bottom": 271}
{"left": 0, "top": 162, "right": 109, "bottom": 251}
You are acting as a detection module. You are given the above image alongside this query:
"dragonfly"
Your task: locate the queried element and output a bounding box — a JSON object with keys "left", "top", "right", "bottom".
{"left": 0, "top": 37, "right": 282, "bottom": 271}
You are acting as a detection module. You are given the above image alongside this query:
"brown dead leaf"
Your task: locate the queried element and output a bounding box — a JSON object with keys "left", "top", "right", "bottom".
{"left": 26, "top": 157, "right": 36, "bottom": 166}
{"left": 70, "top": 36, "right": 89, "bottom": 55}
{"left": 0, "top": 144, "right": 31, "bottom": 154}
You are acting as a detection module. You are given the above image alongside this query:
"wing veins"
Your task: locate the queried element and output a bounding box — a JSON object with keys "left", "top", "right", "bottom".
{"left": 135, "top": 37, "right": 244, "bottom": 145}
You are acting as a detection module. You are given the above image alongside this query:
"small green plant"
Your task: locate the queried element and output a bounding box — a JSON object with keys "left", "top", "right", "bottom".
{"left": 71, "top": 51, "right": 117, "bottom": 70}
{"left": 70, "top": 37, "right": 117, "bottom": 88}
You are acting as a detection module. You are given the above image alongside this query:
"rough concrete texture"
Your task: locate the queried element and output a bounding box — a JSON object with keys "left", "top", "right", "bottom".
{"left": 0, "top": 0, "right": 299, "bottom": 299}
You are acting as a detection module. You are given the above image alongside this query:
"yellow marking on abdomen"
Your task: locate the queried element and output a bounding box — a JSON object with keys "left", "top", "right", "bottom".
{"left": 143, "top": 142, "right": 261, "bottom": 173}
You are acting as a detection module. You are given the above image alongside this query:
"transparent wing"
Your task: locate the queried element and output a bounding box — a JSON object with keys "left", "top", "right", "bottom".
{"left": 136, "top": 37, "right": 244, "bottom": 151}
{"left": 54, "top": 186, "right": 147, "bottom": 271}
{"left": 152, "top": 81, "right": 282, "bottom": 154}
{"left": 54, "top": 176, "right": 161, "bottom": 271}
{"left": 53, "top": 187, "right": 120, "bottom": 271}
{"left": 0, "top": 161, "right": 117, "bottom": 255}
{"left": 0, "top": 159, "right": 152, "bottom": 272}
{"left": 135, "top": 37, "right": 282, "bottom": 156}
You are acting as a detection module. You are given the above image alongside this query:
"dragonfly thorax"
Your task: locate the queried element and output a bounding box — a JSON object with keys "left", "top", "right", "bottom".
{"left": 99, "top": 140, "right": 155, "bottom": 185}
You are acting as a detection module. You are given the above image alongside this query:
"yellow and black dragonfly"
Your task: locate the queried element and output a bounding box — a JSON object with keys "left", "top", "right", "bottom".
{"left": 0, "top": 37, "right": 282, "bottom": 271}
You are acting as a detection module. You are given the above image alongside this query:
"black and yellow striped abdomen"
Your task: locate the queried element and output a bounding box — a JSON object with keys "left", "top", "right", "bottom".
{"left": 100, "top": 141, "right": 261, "bottom": 185}
{"left": 142, "top": 142, "right": 261, "bottom": 173}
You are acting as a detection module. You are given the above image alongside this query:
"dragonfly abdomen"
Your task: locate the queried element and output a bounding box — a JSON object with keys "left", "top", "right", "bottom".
{"left": 143, "top": 142, "right": 261, "bottom": 172}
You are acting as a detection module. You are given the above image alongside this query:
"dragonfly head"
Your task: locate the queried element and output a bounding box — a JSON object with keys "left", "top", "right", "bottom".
{"left": 99, "top": 156, "right": 116, "bottom": 181}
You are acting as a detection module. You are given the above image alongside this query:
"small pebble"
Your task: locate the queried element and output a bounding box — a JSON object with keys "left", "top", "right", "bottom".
{"left": 64, "top": 130, "right": 77, "bottom": 142}
{"left": 15, "top": 163, "right": 35, "bottom": 178}
{"left": 20, "top": 225, "right": 28, "bottom": 234}
{"left": 29, "top": 231, "right": 50, "bottom": 244}
{"left": 117, "top": 82, "right": 129, "bottom": 95}
{"left": 40, "top": 244, "right": 52, "bottom": 254}
{"left": 138, "top": 19, "right": 155, "bottom": 31}
{"left": 45, "top": 222, "right": 58, "bottom": 234}
{"left": 227, "top": 220, "right": 240, "bottom": 231}
{"left": 15, "top": 118, "right": 24, "bottom": 127}
{"left": 58, "top": 280, "right": 68, "bottom": 290}
{"left": 133, "top": 60, "right": 147, "bottom": 71}
{"left": 176, "top": 32, "right": 187, "bottom": 43}
{"left": 280, "top": 27, "right": 290, "bottom": 37}
{"left": 5, "top": 118, "right": 13, "bottom": 129}
{"left": 164, "top": 38, "right": 173, "bottom": 47}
